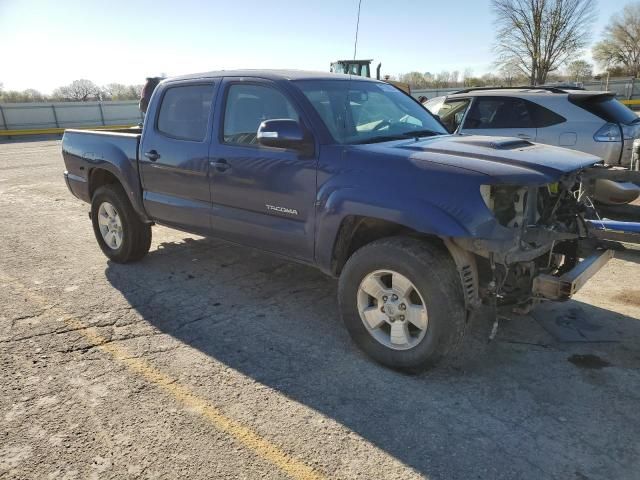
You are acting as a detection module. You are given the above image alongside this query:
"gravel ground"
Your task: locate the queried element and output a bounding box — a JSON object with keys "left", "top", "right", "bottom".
{"left": 1, "top": 139, "right": 640, "bottom": 480}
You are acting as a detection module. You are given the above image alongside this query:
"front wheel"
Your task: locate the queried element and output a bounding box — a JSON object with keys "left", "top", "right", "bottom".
{"left": 338, "top": 236, "right": 467, "bottom": 372}
{"left": 91, "top": 184, "right": 151, "bottom": 263}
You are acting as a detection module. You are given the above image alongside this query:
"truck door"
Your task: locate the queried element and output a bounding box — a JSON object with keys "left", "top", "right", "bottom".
{"left": 207, "top": 78, "right": 317, "bottom": 261}
{"left": 459, "top": 96, "right": 537, "bottom": 141}
{"left": 139, "top": 80, "right": 217, "bottom": 234}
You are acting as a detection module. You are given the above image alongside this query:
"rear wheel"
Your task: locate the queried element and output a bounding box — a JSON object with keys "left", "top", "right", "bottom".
{"left": 91, "top": 184, "right": 151, "bottom": 263}
{"left": 338, "top": 236, "right": 467, "bottom": 371}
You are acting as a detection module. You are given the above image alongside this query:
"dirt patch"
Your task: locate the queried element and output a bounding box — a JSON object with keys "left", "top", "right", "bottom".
{"left": 611, "top": 290, "right": 640, "bottom": 307}
{"left": 568, "top": 354, "right": 611, "bottom": 370}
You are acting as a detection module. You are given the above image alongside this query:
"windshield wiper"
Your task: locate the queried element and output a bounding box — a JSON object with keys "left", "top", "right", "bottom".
{"left": 401, "top": 129, "right": 443, "bottom": 138}
{"left": 351, "top": 135, "right": 408, "bottom": 145}
{"left": 352, "top": 129, "right": 444, "bottom": 145}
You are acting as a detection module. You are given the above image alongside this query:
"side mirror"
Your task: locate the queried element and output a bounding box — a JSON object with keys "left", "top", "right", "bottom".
{"left": 257, "top": 119, "right": 310, "bottom": 152}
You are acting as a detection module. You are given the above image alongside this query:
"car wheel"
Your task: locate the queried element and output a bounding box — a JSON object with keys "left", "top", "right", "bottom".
{"left": 338, "top": 236, "right": 467, "bottom": 372}
{"left": 91, "top": 184, "right": 151, "bottom": 263}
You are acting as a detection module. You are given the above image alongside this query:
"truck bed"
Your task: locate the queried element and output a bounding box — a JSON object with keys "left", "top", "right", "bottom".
{"left": 61, "top": 128, "right": 142, "bottom": 208}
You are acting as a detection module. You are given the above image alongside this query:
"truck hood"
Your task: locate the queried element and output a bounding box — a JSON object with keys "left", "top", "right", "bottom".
{"left": 354, "top": 135, "right": 602, "bottom": 184}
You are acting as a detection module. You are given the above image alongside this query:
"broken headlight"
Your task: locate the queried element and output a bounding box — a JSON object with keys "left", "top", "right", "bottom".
{"left": 480, "top": 185, "right": 527, "bottom": 227}
{"left": 480, "top": 183, "right": 568, "bottom": 229}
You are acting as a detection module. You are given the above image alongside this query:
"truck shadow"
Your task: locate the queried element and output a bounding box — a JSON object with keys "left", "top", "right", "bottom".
{"left": 104, "top": 236, "right": 640, "bottom": 479}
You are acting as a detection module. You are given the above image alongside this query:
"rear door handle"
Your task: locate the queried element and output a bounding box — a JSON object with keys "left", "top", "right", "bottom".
{"left": 210, "top": 158, "right": 230, "bottom": 172}
{"left": 144, "top": 150, "right": 161, "bottom": 161}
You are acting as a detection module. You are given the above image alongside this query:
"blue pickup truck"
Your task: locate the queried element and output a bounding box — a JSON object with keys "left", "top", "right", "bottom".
{"left": 62, "top": 70, "right": 620, "bottom": 370}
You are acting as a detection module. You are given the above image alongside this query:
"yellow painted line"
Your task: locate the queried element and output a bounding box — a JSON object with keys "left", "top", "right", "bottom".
{"left": 0, "top": 124, "right": 136, "bottom": 136}
{"left": 621, "top": 99, "right": 640, "bottom": 106}
{"left": 2, "top": 274, "right": 325, "bottom": 480}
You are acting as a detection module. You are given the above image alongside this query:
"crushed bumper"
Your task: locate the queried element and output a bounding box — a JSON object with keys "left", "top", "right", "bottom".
{"left": 532, "top": 249, "right": 614, "bottom": 301}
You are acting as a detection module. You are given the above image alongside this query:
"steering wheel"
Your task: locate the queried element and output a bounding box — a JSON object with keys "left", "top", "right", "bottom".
{"left": 372, "top": 120, "right": 391, "bottom": 131}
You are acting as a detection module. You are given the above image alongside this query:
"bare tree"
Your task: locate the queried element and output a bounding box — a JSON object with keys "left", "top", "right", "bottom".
{"left": 492, "top": 0, "right": 596, "bottom": 85}
{"left": 53, "top": 79, "right": 100, "bottom": 101}
{"left": 102, "top": 83, "right": 142, "bottom": 100}
{"left": 435, "top": 71, "right": 450, "bottom": 87}
{"left": 0, "top": 88, "right": 46, "bottom": 103}
{"left": 593, "top": 2, "right": 640, "bottom": 77}
{"left": 482, "top": 72, "right": 501, "bottom": 86}
{"left": 398, "top": 72, "right": 430, "bottom": 89}
{"left": 565, "top": 59, "right": 593, "bottom": 81}
{"left": 498, "top": 59, "right": 525, "bottom": 85}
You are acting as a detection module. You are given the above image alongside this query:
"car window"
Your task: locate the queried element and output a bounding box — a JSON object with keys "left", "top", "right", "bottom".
{"left": 438, "top": 99, "right": 471, "bottom": 133}
{"left": 223, "top": 84, "right": 299, "bottom": 145}
{"left": 524, "top": 101, "right": 566, "bottom": 127}
{"left": 424, "top": 96, "right": 445, "bottom": 114}
{"left": 569, "top": 94, "right": 637, "bottom": 125}
{"left": 296, "top": 80, "right": 446, "bottom": 144}
{"left": 157, "top": 85, "right": 214, "bottom": 141}
{"left": 464, "top": 97, "right": 533, "bottom": 129}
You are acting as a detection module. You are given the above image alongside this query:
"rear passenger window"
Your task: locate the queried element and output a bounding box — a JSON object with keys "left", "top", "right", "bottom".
{"left": 464, "top": 97, "right": 533, "bottom": 129}
{"left": 223, "top": 84, "right": 299, "bottom": 145}
{"left": 527, "top": 101, "right": 566, "bottom": 127}
{"left": 157, "top": 85, "right": 214, "bottom": 141}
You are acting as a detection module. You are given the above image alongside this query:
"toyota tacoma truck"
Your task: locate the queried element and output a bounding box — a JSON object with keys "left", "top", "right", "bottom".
{"left": 62, "top": 70, "right": 627, "bottom": 371}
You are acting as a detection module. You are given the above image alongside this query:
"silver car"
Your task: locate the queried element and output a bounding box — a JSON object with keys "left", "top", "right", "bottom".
{"left": 425, "top": 87, "right": 640, "bottom": 204}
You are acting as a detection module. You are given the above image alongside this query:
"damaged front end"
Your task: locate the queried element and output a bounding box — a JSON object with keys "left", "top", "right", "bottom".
{"left": 449, "top": 169, "right": 621, "bottom": 308}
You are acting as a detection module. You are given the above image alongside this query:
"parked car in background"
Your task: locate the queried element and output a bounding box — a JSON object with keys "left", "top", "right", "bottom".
{"left": 425, "top": 87, "right": 640, "bottom": 205}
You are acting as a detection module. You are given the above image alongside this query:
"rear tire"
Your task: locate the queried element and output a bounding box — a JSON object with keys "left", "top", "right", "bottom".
{"left": 91, "top": 184, "right": 151, "bottom": 263}
{"left": 338, "top": 236, "right": 467, "bottom": 372}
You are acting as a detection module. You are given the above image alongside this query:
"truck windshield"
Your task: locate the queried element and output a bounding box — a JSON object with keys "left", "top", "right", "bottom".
{"left": 295, "top": 80, "right": 447, "bottom": 144}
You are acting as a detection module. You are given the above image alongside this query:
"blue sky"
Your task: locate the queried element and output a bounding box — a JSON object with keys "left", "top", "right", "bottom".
{"left": 0, "top": 0, "right": 630, "bottom": 92}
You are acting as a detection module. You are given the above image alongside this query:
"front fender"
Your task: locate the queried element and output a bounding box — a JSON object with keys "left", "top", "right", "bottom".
{"left": 314, "top": 187, "right": 473, "bottom": 274}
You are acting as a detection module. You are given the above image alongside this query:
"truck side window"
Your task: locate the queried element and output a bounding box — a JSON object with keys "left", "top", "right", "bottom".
{"left": 157, "top": 85, "right": 214, "bottom": 142}
{"left": 223, "top": 84, "right": 299, "bottom": 145}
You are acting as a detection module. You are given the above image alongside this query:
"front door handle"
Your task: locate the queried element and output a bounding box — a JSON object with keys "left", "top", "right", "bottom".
{"left": 210, "top": 158, "right": 230, "bottom": 172}
{"left": 144, "top": 150, "right": 161, "bottom": 161}
{"left": 517, "top": 133, "right": 532, "bottom": 140}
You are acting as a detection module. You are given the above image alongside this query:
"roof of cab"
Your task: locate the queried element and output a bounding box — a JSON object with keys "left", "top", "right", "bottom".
{"left": 166, "top": 69, "right": 378, "bottom": 83}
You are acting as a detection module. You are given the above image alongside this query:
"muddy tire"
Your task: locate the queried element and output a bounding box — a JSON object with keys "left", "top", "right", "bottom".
{"left": 91, "top": 184, "right": 151, "bottom": 263}
{"left": 338, "top": 236, "right": 467, "bottom": 372}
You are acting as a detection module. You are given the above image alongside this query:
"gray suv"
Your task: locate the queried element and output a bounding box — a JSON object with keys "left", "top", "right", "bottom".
{"left": 425, "top": 87, "right": 640, "bottom": 204}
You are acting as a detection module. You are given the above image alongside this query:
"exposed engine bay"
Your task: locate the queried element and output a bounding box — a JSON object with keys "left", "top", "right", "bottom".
{"left": 449, "top": 166, "right": 640, "bottom": 310}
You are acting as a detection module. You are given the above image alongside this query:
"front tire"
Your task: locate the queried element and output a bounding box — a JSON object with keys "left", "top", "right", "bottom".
{"left": 91, "top": 184, "right": 151, "bottom": 263}
{"left": 338, "top": 236, "right": 467, "bottom": 372}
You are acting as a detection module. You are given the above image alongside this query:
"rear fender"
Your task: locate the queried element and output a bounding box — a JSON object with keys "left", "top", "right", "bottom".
{"left": 63, "top": 130, "right": 149, "bottom": 222}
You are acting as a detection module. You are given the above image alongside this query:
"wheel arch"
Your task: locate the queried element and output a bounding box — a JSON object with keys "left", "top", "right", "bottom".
{"left": 329, "top": 215, "right": 446, "bottom": 276}
{"left": 88, "top": 165, "right": 150, "bottom": 223}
